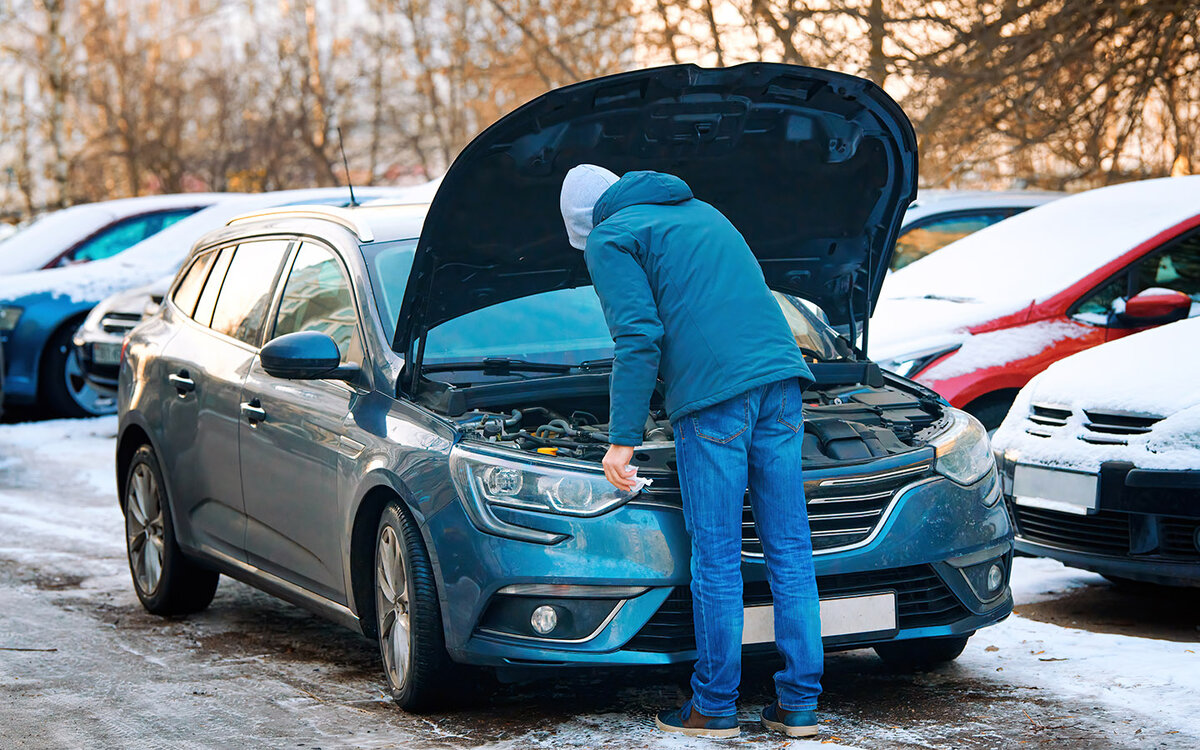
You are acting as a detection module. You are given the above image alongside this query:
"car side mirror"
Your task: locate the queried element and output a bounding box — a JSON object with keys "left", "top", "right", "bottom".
{"left": 1115, "top": 288, "right": 1192, "bottom": 326}
{"left": 260, "top": 331, "right": 359, "bottom": 381}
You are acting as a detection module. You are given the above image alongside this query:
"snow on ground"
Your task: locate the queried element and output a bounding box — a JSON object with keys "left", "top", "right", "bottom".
{"left": 0, "top": 417, "right": 1196, "bottom": 748}
{"left": 967, "top": 557, "right": 1199, "bottom": 738}
{"left": 993, "top": 316, "right": 1200, "bottom": 472}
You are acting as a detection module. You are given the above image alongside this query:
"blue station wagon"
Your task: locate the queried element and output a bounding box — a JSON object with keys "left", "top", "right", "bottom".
{"left": 117, "top": 64, "right": 1013, "bottom": 710}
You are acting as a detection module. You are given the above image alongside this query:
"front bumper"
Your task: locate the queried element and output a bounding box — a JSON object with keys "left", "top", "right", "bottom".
{"left": 73, "top": 328, "right": 124, "bottom": 398}
{"left": 1000, "top": 459, "right": 1200, "bottom": 587}
{"left": 424, "top": 463, "right": 1013, "bottom": 668}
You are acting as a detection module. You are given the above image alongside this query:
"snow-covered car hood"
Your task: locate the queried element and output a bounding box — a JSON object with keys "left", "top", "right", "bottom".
{"left": 0, "top": 185, "right": 434, "bottom": 307}
{"left": 0, "top": 194, "right": 226, "bottom": 275}
{"left": 992, "top": 316, "right": 1200, "bottom": 472}
{"left": 872, "top": 175, "right": 1200, "bottom": 359}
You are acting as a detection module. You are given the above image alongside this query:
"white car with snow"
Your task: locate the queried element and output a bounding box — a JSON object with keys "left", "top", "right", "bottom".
{"left": 893, "top": 189, "right": 1062, "bottom": 271}
{"left": 993, "top": 316, "right": 1200, "bottom": 587}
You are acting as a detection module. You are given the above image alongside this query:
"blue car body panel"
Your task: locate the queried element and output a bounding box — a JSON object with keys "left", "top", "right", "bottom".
{"left": 0, "top": 291, "right": 94, "bottom": 403}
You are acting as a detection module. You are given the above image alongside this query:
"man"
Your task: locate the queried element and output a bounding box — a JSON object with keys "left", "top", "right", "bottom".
{"left": 559, "top": 165, "right": 824, "bottom": 739}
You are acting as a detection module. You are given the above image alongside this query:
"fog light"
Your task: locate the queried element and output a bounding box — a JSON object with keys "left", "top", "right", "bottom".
{"left": 530, "top": 605, "right": 558, "bottom": 635}
{"left": 986, "top": 564, "right": 1004, "bottom": 593}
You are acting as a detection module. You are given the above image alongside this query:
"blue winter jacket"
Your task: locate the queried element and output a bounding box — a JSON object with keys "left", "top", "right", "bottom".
{"left": 584, "top": 171, "right": 814, "bottom": 446}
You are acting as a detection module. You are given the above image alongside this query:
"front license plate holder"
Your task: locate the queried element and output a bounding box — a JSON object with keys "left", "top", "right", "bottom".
{"left": 1012, "top": 464, "right": 1098, "bottom": 516}
{"left": 92, "top": 342, "right": 122, "bottom": 365}
{"left": 742, "top": 592, "right": 898, "bottom": 645}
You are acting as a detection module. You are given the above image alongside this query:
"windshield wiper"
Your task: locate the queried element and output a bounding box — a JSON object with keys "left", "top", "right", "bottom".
{"left": 422, "top": 357, "right": 576, "bottom": 376}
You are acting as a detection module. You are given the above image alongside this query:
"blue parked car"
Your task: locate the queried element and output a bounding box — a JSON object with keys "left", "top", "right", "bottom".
{"left": 0, "top": 195, "right": 224, "bottom": 416}
{"left": 117, "top": 64, "right": 1013, "bottom": 711}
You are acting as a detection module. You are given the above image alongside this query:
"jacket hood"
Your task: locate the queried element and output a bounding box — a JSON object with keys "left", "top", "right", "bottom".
{"left": 593, "top": 171, "right": 694, "bottom": 224}
{"left": 560, "top": 164, "right": 619, "bottom": 250}
{"left": 394, "top": 63, "right": 918, "bottom": 356}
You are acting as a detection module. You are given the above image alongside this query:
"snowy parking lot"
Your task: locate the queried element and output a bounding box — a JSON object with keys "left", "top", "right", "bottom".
{"left": 1, "top": 417, "right": 1197, "bottom": 749}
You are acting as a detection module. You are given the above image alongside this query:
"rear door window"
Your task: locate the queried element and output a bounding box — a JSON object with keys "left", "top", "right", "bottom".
{"left": 270, "top": 242, "right": 363, "bottom": 364}
{"left": 192, "top": 247, "right": 235, "bottom": 327}
{"left": 172, "top": 251, "right": 217, "bottom": 317}
{"left": 209, "top": 240, "right": 292, "bottom": 345}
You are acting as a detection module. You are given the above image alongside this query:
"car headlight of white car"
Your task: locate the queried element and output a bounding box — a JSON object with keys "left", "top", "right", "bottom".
{"left": 924, "top": 408, "right": 996, "bottom": 492}
{"left": 879, "top": 344, "right": 961, "bottom": 378}
{"left": 0, "top": 305, "right": 23, "bottom": 331}
{"left": 450, "top": 445, "right": 637, "bottom": 517}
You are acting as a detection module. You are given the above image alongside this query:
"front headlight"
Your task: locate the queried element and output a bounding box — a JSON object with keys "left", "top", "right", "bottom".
{"left": 0, "top": 305, "right": 23, "bottom": 331}
{"left": 880, "top": 344, "right": 961, "bottom": 378}
{"left": 925, "top": 408, "right": 995, "bottom": 487}
{"left": 450, "top": 445, "right": 637, "bottom": 518}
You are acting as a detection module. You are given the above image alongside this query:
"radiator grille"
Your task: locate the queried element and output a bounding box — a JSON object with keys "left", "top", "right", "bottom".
{"left": 1009, "top": 500, "right": 1131, "bottom": 555}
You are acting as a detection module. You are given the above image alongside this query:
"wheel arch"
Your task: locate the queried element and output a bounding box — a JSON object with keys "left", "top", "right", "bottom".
{"left": 347, "top": 473, "right": 442, "bottom": 640}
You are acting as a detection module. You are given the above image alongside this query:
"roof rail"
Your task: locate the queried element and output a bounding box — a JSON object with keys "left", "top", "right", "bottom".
{"left": 226, "top": 205, "right": 374, "bottom": 242}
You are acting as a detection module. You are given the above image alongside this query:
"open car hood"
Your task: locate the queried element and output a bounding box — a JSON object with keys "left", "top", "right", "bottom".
{"left": 394, "top": 63, "right": 917, "bottom": 356}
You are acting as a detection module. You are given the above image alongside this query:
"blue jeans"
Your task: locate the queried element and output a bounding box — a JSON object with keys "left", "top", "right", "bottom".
{"left": 672, "top": 377, "right": 823, "bottom": 717}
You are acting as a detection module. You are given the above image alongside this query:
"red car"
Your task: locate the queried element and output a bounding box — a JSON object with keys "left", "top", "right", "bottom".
{"left": 871, "top": 176, "right": 1200, "bottom": 429}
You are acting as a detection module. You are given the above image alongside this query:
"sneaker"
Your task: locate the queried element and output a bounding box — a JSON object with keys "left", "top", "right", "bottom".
{"left": 654, "top": 699, "right": 740, "bottom": 738}
{"left": 760, "top": 702, "right": 818, "bottom": 738}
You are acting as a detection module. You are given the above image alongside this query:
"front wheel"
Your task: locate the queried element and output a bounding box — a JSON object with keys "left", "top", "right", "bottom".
{"left": 41, "top": 323, "right": 117, "bottom": 418}
{"left": 124, "top": 445, "right": 219, "bottom": 615}
{"left": 375, "top": 503, "right": 452, "bottom": 712}
{"left": 874, "top": 635, "right": 970, "bottom": 671}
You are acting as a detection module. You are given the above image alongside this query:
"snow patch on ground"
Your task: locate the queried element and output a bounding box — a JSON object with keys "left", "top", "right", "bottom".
{"left": 1009, "top": 557, "right": 1106, "bottom": 604}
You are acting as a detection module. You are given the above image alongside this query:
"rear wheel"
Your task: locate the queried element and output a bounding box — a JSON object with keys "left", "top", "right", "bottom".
{"left": 375, "top": 502, "right": 452, "bottom": 712}
{"left": 124, "top": 445, "right": 218, "bottom": 615}
{"left": 41, "top": 323, "right": 117, "bottom": 418}
{"left": 874, "top": 635, "right": 970, "bottom": 671}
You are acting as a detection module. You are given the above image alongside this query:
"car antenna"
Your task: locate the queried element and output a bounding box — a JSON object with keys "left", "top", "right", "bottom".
{"left": 337, "top": 127, "right": 358, "bottom": 207}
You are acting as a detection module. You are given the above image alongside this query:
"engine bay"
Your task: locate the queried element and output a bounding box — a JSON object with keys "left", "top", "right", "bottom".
{"left": 448, "top": 371, "right": 944, "bottom": 467}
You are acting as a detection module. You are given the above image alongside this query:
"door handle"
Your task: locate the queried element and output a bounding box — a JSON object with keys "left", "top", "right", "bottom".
{"left": 240, "top": 398, "right": 266, "bottom": 425}
{"left": 168, "top": 371, "right": 195, "bottom": 394}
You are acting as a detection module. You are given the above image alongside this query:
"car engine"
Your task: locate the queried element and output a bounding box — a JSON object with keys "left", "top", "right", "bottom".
{"left": 452, "top": 376, "right": 943, "bottom": 467}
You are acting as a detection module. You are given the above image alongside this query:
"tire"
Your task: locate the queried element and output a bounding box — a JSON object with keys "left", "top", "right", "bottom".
{"left": 124, "top": 445, "right": 219, "bottom": 615}
{"left": 964, "top": 392, "right": 1017, "bottom": 433}
{"left": 40, "top": 322, "right": 117, "bottom": 418}
{"left": 874, "top": 635, "right": 970, "bottom": 671}
{"left": 375, "top": 502, "right": 453, "bottom": 712}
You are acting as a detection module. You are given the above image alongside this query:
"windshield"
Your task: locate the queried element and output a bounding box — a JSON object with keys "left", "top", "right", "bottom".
{"left": 364, "top": 245, "right": 848, "bottom": 378}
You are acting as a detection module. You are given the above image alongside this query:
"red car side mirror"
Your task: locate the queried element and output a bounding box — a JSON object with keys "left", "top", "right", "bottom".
{"left": 1117, "top": 288, "right": 1192, "bottom": 325}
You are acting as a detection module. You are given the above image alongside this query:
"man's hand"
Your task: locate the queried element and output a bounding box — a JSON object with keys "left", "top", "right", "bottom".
{"left": 602, "top": 444, "right": 638, "bottom": 492}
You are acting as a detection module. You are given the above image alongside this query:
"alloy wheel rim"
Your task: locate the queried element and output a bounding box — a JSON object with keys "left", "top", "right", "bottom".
{"left": 376, "top": 524, "right": 412, "bottom": 692}
{"left": 125, "top": 463, "right": 165, "bottom": 595}
{"left": 63, "top": 343, "right": 116, "bottom": 416}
